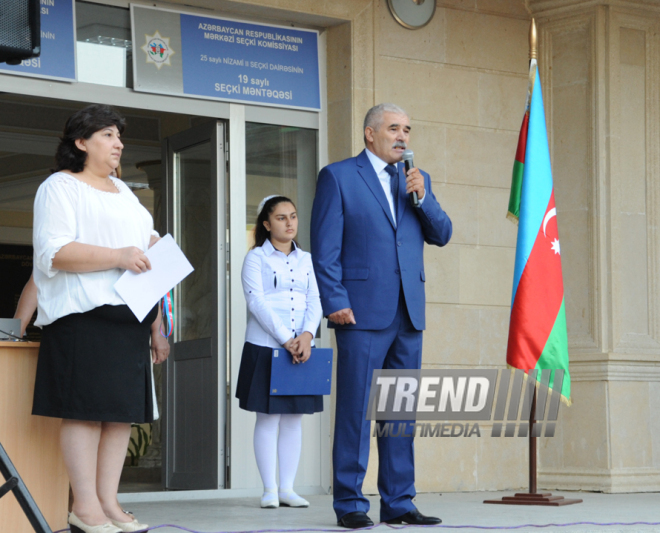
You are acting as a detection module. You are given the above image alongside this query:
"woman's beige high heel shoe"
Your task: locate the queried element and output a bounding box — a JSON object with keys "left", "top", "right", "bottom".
{"left": 68, "top": 512, "right": 122, "bottom": 533}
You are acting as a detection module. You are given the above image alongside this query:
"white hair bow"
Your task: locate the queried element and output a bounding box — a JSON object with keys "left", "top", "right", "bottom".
{"left": 257, "top": 195, "right": 278, "bottom": 216}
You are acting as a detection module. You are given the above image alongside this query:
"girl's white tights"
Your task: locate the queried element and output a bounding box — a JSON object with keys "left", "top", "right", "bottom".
{"left": 253, "top": 412, "right": 303, "bottom": 491}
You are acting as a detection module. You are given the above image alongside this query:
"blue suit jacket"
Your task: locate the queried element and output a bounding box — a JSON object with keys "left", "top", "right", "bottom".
{"left": 311, "top": 150, "right": 452, "bottom": 331}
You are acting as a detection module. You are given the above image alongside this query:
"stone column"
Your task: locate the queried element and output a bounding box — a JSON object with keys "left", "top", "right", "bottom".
{"left": 528, "top": 0, "right": 660, "bottom": 492}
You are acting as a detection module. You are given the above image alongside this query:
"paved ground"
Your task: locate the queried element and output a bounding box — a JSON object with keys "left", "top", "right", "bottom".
{"left": 122, "top": 491, "right": 660, "bottom": 533}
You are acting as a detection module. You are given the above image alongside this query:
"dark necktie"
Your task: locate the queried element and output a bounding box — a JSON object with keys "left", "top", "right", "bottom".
{"left": 385, "top": 164, "right": 398, "bottom": 220}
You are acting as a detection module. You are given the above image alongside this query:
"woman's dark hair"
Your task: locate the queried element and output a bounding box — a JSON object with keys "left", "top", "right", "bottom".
{"left": 54, "top": 104, "right": 126, "bottom": 173}
{"left": 252, "top": 196, "right": 298, "bottom": 249}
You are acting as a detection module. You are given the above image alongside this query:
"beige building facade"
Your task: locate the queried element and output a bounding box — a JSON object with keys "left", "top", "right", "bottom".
{"left": 1, "top": 0, "right": 659, "bottom": 499}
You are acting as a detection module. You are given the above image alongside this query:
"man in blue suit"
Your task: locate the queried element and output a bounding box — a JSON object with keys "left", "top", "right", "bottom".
{"left": 311, "top": 103, "right": 452, "bottom": 528}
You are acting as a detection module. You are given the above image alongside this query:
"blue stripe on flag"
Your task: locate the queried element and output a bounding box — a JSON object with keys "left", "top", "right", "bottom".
{"left": 511, "top": 73, "right": 554, "bottom": 305}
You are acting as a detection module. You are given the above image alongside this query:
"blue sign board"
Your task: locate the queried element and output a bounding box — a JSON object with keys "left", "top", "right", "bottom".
{"left": 132, "top": 6, "right": 320, "bottom": 111}
{"left": 0, "top": 0, "right": 77, "bottom": 82}
{"left": 179, "top": 15, "right": 320, "bottom": 110}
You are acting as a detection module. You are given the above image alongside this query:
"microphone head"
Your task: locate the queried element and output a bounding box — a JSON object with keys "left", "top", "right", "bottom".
{"left": 402, "top": 149, "right": 414, "bottom": 162}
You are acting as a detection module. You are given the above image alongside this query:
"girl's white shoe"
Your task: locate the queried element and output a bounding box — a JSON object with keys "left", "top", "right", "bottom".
{"left": 278, "top": 490, "right": 310, "bottom": 508}
{"left": 261, "top": 489, "right": 280, "bottom": 508}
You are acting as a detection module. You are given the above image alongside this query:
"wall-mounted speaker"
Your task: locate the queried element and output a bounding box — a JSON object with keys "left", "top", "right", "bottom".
{"left": 0, "top": 0, "right": 40, "bottom": 65}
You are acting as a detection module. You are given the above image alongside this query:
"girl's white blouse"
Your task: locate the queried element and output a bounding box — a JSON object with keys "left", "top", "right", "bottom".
{"left": 33, "top": 172, "right": 157, "bottom": 327}
{"left": 242, "top": 239, "right": 322, "bottom": 348}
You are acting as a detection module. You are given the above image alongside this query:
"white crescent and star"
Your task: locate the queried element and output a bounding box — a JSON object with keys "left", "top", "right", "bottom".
{"left": 542, "top": 207, "right": 561, "bottom": 255}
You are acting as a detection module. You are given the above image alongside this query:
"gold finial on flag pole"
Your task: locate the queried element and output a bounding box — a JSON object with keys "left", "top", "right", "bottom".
{"left": 529, "top": 18, "right": 538, "bottom": 60}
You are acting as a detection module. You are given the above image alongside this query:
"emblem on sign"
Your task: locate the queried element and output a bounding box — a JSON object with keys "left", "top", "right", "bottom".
{"left": 141, "top": 31, "right": 175, "bottom": 69}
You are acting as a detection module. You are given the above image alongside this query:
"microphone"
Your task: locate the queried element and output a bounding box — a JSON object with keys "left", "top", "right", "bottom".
{"left": 402, "top": 149, "right": 418, "bottom": 207}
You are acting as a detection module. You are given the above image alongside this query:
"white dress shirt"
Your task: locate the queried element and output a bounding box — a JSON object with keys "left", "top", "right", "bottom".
{"left": 33, "top": 172, "right": 158, "bottom": 327}
{"left": 365, "top": 148, "right": 425, "bottom": 225}
{"left": 242, "top": 239, "right": 322, "bottom": 348}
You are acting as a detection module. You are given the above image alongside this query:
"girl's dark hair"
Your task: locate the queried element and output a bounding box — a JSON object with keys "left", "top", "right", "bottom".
{"left": 54, "top": 104, "right": 126, "bottom": 173}
{"left": 252, "top": 196, "right": 298, "bottom": 249}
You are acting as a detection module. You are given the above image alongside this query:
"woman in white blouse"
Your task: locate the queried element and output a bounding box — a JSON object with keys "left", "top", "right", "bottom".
{"left": 236, "top": 195, "right": 323, "bottom": 509}
{"left": 31, "top": 105, "right": 169, "bottom": 533}
{"left": 14, "top": 167, "right": 123, "bottom": 337}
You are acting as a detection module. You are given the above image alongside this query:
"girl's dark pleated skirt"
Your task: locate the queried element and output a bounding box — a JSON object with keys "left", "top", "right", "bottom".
{"left": 32, "top": 304, "right": 158, "bottom": 423}
{"left": 236, "top": 342, "right": 323, "bottom": 414}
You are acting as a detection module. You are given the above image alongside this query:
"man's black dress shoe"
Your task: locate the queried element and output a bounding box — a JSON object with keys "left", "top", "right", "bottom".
{"left": 337, "top": 511, "right": 375, "bottom": 529}
{"left": 384, "top": 508, "right": 442, "bottom": 525}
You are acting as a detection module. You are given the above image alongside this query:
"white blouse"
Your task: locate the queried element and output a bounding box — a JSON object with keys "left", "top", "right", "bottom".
{"left": 33, "top": 172, "right": 157, "bottom": 327}
{"left": 242, "top": 239, "right": 322, "bottom": 348}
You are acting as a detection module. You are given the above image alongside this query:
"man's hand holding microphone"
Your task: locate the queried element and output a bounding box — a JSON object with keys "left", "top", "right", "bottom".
{"left": 403, "top": 149, "right": 425, "bottom": 205}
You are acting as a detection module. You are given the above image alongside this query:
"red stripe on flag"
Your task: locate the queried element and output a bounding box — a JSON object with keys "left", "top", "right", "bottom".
{"left": 507, "top": 192, "right": 564, "bottom": 369}
{"left": 515, "top": 113, "right": 530, "bottom": 164}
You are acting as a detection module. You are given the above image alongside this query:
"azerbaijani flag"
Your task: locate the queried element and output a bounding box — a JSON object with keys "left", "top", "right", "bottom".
{"left": 506, "top": 58, "right": 571, "bottom": 403}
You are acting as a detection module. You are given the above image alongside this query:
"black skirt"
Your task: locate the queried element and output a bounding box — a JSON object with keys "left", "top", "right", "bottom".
{"left": 236, "top": 342, "right": 323, "bottom": 414}
{"left": 32, "top": 304, "right": 158, "bottom": 423}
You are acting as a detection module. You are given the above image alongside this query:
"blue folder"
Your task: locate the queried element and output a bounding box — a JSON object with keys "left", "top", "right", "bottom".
{"left": 270, "top": 347, "right": 333, "bottom": 396}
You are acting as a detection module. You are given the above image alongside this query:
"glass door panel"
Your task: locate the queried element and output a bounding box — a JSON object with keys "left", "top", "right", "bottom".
{"left": 163, "top": 122, "right": 226, "bottom": 490}
{"left": 175, "top": 141, "right": 214, "bottom": 342}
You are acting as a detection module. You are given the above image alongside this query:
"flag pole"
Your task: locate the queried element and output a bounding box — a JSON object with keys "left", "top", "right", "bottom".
{"left": 485, "top": 373, "right": 581, "bottom": 505}
{"left": 484, "top": 19, "right": 581, "bottom": 506}
{"left": 529, "top": 391, "right": 537, "bottom": 494}
{"left": 527, "top": 21, "right": 538, "bottom": 496}
{"left": 529, "top": 17, "right": 537, "bottom": 62}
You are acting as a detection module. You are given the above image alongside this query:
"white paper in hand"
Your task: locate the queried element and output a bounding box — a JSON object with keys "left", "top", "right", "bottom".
{"left": 114, "top": 234, "right": 194, "bottom": 322}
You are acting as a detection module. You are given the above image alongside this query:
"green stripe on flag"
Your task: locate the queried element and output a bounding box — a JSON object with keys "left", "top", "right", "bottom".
{"left": 534, "top": 299, "right": 571, "bottom": 401}
{"left": 507, "top": 160, "right": 524, "bottom": 221}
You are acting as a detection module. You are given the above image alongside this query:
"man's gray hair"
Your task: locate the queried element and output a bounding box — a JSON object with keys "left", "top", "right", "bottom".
{"left": 363, "top": 103, "right": 408, "bottom": 145}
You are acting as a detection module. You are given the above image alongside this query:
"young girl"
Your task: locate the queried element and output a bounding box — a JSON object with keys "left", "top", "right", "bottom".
{"left": 236, "top": 195, "right": 323, "bottom": 509}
